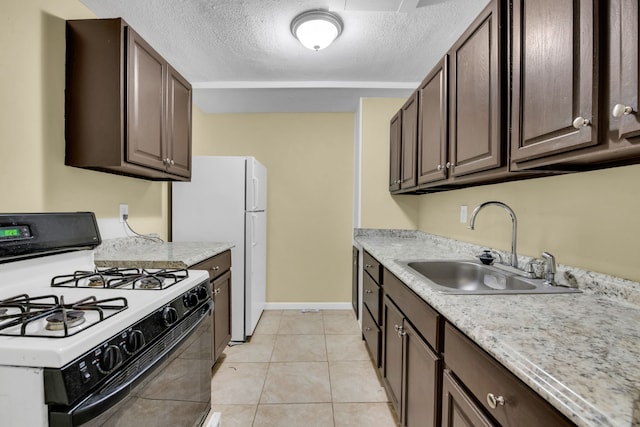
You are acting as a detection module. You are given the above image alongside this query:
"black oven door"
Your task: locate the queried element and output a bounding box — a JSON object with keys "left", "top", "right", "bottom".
{"left": 49, "top": 302, "right": 212, "bottom": 427}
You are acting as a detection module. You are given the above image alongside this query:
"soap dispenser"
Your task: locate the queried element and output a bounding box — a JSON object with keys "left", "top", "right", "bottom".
{"left": 478, "top": 250, "right": 495, "bottom": 265}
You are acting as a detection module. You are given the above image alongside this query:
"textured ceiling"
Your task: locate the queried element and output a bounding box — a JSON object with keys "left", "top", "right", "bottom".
{"left": 80, "top": 0, "right": 488, "bottom": 113}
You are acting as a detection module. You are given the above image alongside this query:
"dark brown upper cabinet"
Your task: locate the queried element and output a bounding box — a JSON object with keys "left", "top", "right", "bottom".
{"left": 389, "top": 111, "right": 402, "bottom": 192}
{"left": 417, "top": 56, "right": 448, "bottom": 186}
{"left": 66, "top": 18, "right": 192, "bottom": 181}
{"left": 510, "top": 0, "right": 597, "bottom": 167}
{"left": 400, "top": 93, "right": 419, "bottom": 190}
{"left": 607, "top": 0, "right": 640, "bottom": 151}
{"left": 511, "top": 0, "right": 640, "bottom": 169}
{"left": 448, "top": 0, "right": 505, "bottom": 178}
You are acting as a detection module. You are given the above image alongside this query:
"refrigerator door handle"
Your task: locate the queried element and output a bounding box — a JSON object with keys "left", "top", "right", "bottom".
{"left": 252, "top": 177, "right": 259, "bottom": 211}
{"left": 251, "top": 214, "right": 257, "bottom": 247}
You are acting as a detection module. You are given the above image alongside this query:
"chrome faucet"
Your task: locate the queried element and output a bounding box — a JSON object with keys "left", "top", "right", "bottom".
{"left": 541, "top": 252, "right": 557, "bottom": 286}
{"left": 468, "top": 201, "right": 518, "bottom": 269}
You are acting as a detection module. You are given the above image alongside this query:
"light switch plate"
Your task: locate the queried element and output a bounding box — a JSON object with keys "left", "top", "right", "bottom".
{"left": 460, "top": 205, "right": 468, "bottom": 223}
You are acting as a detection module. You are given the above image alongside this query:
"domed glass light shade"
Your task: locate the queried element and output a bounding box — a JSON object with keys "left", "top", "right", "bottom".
{"left": 291, "top": 10, "right": 343, "bottom": 51}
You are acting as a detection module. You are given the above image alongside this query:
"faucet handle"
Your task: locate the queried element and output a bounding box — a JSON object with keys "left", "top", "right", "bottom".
{"left": 541, "top": 252, "right": 556, "bottom": 273}
{"left": 541, "top": 252, "right": 557, "bottom": 285}
{"left": 524, "top": 259, "right": 542, "bottom": 278}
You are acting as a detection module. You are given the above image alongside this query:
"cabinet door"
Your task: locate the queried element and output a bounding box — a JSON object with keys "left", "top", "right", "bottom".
{"left": 403, "top": 320, "right": 440, "bottom": 427}
{"left": 510, "top": 0, "right": 596, "bottom": 163}
{"left": 126, "top": 28, "right": 166, "bottom": 171}
{"left": 389, "top": 111, "right": 402, "bottom": 192}
{"left": 610, "top": 0, "right": 640, "bottom": 143}
{"left": 442, "top": 370, "right": 496, "bottom": 427}
{"left": 352, "top": 246, "right": 359, "bottom": 318}
{"left": 362, "top": 304, "right": 381, "bottom": 368}
{"left": 382, "top": 296, "right": 404, "bottom": 415}
{"left": 212, "top": 270, "right": 232, "bottom": 362}
{"left": 400, "top": 93, "right": 419, "bottom": 190}
{"left": 166, "top": 65, "right": 192, "bottom": 178}
{"left": 449, "top": 0, "right": 503, "bottom": 177}
{"left": 418, "top": 56, "right": 448, "bottom": 185}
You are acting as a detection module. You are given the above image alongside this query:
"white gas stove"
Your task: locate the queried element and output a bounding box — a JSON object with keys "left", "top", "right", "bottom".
{"left": 0, "top": 213, "right": 212, "bottom": 427}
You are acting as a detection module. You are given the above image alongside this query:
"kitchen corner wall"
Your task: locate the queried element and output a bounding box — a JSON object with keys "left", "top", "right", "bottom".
{"left": 1, "top": 0, "right": 169, "bottom": 239}
{"left": 191, "top": 107, "right": 355, "bottom": 303}
{"left": 359, "top": 98, "right": 420, "bottom": 229}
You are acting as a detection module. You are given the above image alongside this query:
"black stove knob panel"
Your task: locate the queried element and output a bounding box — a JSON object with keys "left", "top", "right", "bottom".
{"left": 162, "top": 306, "right": 179, "bottom": 326}
{"left": 196, "top": 286, "right": 209, "bottom": 300}
{"left": 124, "top": 330, "right": 145, "bottom": 355}
{"left": 183, "top": 292, "right": 199, "bottom": 308}
{"left": 99, "top": 345, "right": 123, "bottom": 374}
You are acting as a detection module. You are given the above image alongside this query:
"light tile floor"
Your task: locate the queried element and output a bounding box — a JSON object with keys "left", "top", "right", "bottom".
{"left": 210, "top": 310, "right": 399, "bottom": 426}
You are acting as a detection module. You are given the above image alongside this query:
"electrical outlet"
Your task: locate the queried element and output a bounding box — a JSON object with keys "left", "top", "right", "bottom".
{"left": 119, "top": 204, "right": 128, "bottom": 223}
{"left": 460, "top": 205, "right": 468, "bottom": 223}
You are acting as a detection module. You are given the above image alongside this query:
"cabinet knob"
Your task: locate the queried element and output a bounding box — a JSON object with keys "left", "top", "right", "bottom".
{"left": 170, "top": 159, "right": 175, "bottom": 165}
{"left": 211, "top": 266, "right": 220, "bottom": 271}
{"left": 364, "top": 289, "right": 373, "bottom": 294}
{"left": 572, "top": 116, "right": 591, "bottom": 129}
{"left": 486, "top": 393, "right": 505, "bottom": 409}
{"left": 214, "top": 288, "right": 221, "bottom": 295}
{"left": 445, "top": 162, "right": 452, "bottom": 169}
{"left": 436, "top": 164, "right": 443, "bottom": 171}
{"left": 612, "top": 103, "right": 635, "bottom": 118}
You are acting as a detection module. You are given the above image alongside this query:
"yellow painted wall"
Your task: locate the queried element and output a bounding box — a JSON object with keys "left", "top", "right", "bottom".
{"left": 1, "top": 0, "right": 169, "bottom": 238}
{"left": 360, "top": 98, "right": 419, "bottom": 229}
{"left": 417, "top": 166, "right": 640, "bottom": 282}
{"left": 192, "top": 108, "right": 355, "bottom": 303}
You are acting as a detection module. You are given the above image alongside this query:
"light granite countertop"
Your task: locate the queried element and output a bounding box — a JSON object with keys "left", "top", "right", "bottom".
{"left": 354, "top": 229, "right": 640, "bottom": 427}
{"left": 94, "top": 237, "right": 234, "bottom": 268}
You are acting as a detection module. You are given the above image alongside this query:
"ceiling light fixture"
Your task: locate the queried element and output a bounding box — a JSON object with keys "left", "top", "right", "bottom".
{"left": 291, "top": 10, "right": 343, "bottom": 51}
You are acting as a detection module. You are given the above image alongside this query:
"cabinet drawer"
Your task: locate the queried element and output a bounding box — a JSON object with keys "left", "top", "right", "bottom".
{"left": 363, "top": 272, "right": 382, "bottom": 325}
{"left": 383, "top": 269, "right": 441, "bottom": 352}
{"left": 444, "top": 323, "right": 573, "bottom": 427}
{"left": 190, "top": 250, "right": 231, "bottom": 280}
{"left": 442, "top": 369, "right": 495, "bottom": 427}
{"left": 363, "top": 251, "right": 382, "bottom": 284}
{"left": 362, "top": 305, "right": 381, "bottom": 367}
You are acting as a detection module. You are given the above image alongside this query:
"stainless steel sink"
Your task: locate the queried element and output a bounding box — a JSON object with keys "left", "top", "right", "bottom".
{"left": 398, "top": 260, "right": 581, "bottom": 295}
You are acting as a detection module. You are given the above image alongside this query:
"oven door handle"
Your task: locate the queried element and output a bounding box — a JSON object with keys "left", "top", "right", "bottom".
{"left": 50, "top": 302, "right": 212, "bottom": 427}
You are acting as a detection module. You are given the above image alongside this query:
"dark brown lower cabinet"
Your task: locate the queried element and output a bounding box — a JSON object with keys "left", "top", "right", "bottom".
{"left": 352, "top": 246, "right": 359, "bottom": 318}
{"left": 442, "top": 370, "right": 496, "bottom": 427}
{"left": 362, "top": 305, "right": 381, "bottom": 367}
{"left": 212, "top": 270, "right": 231, "bottom": 362}
{"left": 444, "top": 322, "right": 573, "bottom": 427}
{"left": 190, "top": 250, "right": 232, "bottom": 366}
{"left": 383, "top": 295, "right": 440, "bottom": 427}
{"left": 383, "top": 296, "right": 404, "bottom": 413}
{"left": 403, "top": 320, "right": 440, "bottom": 427}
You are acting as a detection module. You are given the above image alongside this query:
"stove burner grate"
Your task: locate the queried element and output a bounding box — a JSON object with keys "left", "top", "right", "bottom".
{"left": 51, "top": 268, "right": 189, "bottom": 290}
{"left": 0, "top": 294, "right": 128, "bottom": 338}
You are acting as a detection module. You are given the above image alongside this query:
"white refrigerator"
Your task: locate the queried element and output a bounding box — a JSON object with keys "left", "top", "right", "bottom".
{"left": 172, "top": 156, "right": 267, "bottom": 341}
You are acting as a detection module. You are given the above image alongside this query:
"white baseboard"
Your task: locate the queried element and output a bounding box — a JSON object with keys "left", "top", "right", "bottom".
{"left": 264, "top": 302, "right": 352, "bottom": 311}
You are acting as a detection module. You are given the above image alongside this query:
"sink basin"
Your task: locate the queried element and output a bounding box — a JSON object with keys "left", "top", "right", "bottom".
{"left": 398, "top": 260, "right": 581, "bottom": 295}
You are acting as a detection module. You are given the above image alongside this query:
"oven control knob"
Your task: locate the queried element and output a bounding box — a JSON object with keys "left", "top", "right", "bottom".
{"left": 183, "top": 292, "right": 199, "bottom": 308}
{"left": 99, "top": 345, "right": 122, "bottom": 374}
{"left": 125, "top": 330, "right": 145, "bottom": 354}
{"left": 162, "top": 306, "right": 179, "bottom": 326}
{"left": 196, "top": 286, "right": 209, "bottom": 300}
